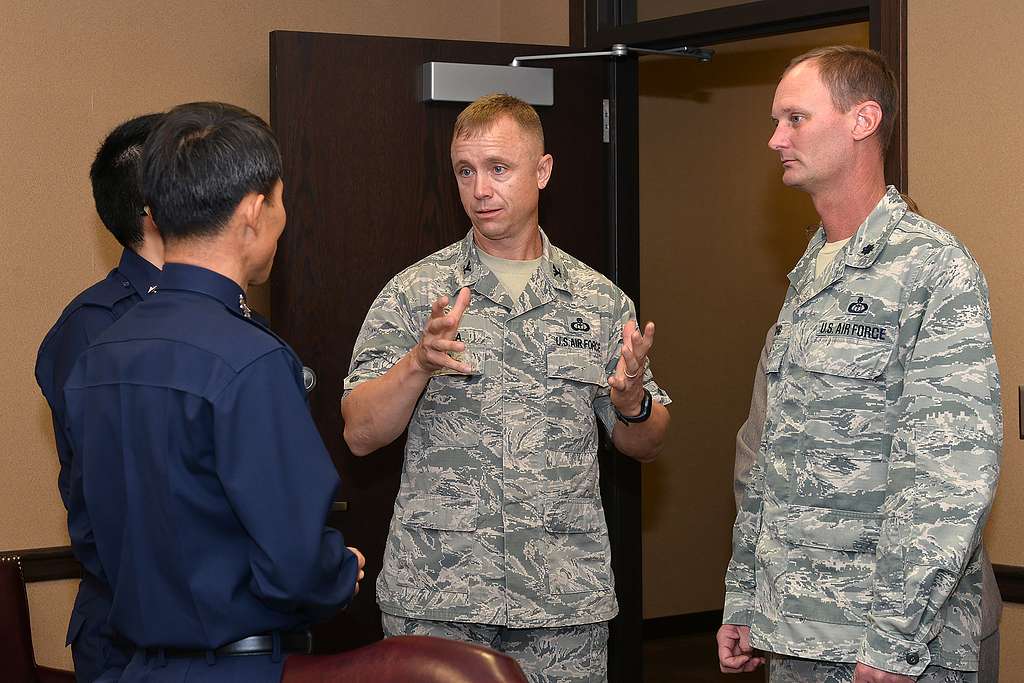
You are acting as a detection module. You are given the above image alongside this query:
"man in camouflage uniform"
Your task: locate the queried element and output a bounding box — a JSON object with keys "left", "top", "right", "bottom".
{"left": 718, "top": 47, "right": 1001, "bottom": 682}
{"left": 342, "top": 94, "right": 671, "bottom": 682}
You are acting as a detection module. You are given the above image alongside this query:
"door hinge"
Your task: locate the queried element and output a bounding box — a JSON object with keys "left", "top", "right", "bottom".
{"left": 602, "top": 99, "right": 610, "bottom": 143}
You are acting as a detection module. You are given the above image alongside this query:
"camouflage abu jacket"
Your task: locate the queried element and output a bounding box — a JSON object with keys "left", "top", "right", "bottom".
{"left": 723, "top": 187, "right": 1001, "bottom": 676}
{"left": 345, "top": 229, "right": 670, "bottom": 627}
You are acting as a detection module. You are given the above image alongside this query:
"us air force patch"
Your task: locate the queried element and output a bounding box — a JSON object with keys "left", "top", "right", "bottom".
{"left": 553, "top": 335, "right": 600, "bottom": 352}
{"left": 816, "top": 319, "right": 890, "bottom": 341}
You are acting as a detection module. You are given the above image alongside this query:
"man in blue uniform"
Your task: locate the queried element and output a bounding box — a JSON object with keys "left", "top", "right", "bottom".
{"left": 35, "top": 113, "right": 165, "bottom": 682}
{"left": 63, "top": 101, "right": 364, "bottom": 682}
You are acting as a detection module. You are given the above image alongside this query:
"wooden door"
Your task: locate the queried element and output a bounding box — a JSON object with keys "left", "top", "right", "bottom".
{"left": 270, "top": 31, "right": 640, "bottom": 678}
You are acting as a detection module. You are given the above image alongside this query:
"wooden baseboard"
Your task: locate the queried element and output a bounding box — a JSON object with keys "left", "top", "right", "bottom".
{"left": 643, "top": 610, "right": 723, "bottom": 640}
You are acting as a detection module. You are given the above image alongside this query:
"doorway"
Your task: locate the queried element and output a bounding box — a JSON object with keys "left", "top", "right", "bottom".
{"left": 636, "top": 22, "right": 870, "bottom": 682}
{"left": 576, "top": 4, "right": 905, "bottom": 676}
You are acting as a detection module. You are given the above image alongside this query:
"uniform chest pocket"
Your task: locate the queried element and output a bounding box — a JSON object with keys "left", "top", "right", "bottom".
{"left": 792, "top": 322, "right": 896, "bottom": 380}
{"left": 788, "top": 322, "right": 895, "bottom": 510}
{"left": 420, "top": 373, "right": 485, "bottom": 447}
{"left": 545, "top": 352, "right": 605, "bottom": 455}
{"left": 417, "top": 316, "right": 497, "bottom": 448}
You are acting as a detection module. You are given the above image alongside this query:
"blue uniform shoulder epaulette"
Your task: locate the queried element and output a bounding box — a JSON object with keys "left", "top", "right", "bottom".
{"left": 39, "top": 271, "right": 135, "bottom": 354}
{"left": 73, "top": 271, "right": 137, "bottom": 310}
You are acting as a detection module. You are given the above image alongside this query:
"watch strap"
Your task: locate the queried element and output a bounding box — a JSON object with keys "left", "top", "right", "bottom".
{"left": 614, "top": 388, "right": 652, "bottom": 424}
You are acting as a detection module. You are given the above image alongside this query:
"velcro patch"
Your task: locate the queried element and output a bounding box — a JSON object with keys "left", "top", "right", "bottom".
{"left": 816, "top": 320, "right": 889, "bottom": 341}
{"left": 551, "top": 335, "right": 601, "bottom": 353}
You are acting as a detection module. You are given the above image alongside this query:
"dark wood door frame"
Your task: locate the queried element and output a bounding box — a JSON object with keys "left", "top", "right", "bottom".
{"left": 574, "top": 0, "right": 908, "bottom": 189}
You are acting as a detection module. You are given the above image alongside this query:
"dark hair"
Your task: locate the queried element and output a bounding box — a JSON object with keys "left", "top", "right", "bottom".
{"left": 90, "top": 113, "right": 165, "bottom": 248}
{"left": 786, "top": 45, "right": 899, "bottom": 151}
{"left": 142, "top": 102, "right": 281, "bottom": 240}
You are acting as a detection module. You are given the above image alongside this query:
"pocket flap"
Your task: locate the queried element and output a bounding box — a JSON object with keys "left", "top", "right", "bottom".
{"left": 781, "top": 506, "right": 881, "bottom": 552}
{"left": 402, "top": 496, "right": 480, "bottom": 531}
{"left": 546, "top": 356, "right": 607, "bottom": 386}
{"left": 794, "top": 325, "right": 895, "bottom": 380}
{"left": 544, "top": 498, "right": 604, "bottom": 533}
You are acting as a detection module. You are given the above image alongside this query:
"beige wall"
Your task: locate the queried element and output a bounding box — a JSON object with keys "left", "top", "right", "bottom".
{"left": 907, "top": 0, "right": 1024, "bottom": 566}
{"left": 0, "top": 0, "right": 567, "bottom": 669}
{"left": 638, "top": 23, "right": 870, "bottom": 618}
{"left": 907, "top": 1, "right": 1024, "bottom": 675}
{"left": 5, "top": 0, "right": 1023, "bottom": 673}
{"left": 1000, "top": 603, "right": 1024, "bottom": 679}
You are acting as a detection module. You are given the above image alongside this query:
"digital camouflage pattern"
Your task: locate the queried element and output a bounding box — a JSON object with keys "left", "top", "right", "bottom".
{"left": 345, "top": 228, "right": 670, "bottom": 628}
{"left": 724, "top": 187, "right": 1001, "bottom": 677}
{"left": 768, "top": 655, "right": 975, "bottom": 683}
{"left": 382, "top": 612, "right": 609, "bottom": 683}
{"left": 734, "top": 327, "right": 1002, "bottom": 682}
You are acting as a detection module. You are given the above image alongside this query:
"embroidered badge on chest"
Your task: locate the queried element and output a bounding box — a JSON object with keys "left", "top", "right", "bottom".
{"left": 847, "top": 296, "right": 870, "bottom": 315}
{"left": 570, "top": 317, "right": 591, "bottom": 332}
{"left": 551, "top": 315, "right": 600, "bottom": 353}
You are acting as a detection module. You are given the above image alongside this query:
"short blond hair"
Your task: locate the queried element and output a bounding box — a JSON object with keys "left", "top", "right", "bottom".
{"left": 786, "top": 45, "right": 899, "bottom": 150}
{"left": 453, "top": 93, "right": 545, "bottom": 151}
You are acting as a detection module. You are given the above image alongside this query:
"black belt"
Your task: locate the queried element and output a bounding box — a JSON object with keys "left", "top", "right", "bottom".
{"left": 147, "top": 630, "right": 313, "bottom": 659}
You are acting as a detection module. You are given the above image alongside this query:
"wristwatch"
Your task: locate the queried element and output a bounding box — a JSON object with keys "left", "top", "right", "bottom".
{"left": 614, "top": 388, "right": 652, "bottom": 424}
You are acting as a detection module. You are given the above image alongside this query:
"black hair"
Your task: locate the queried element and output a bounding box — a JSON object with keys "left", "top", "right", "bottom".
{"left": 89, "top": 113, "right": 165, "bottom": 248}
{"left": 142, "top": 102, "right": 281, "bottom": 240}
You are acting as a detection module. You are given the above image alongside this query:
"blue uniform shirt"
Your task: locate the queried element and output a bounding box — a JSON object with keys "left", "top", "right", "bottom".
{"left": 37, "top": 248, "right": 160, "bottom": 506}
{"left": 63, "top": 263, "right": 358, "bottom": 682}
{"left": 36, "top": 247, "right": 159, "bottom": 681}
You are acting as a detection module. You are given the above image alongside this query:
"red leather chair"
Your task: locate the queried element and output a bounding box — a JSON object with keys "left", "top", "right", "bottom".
{"left": 0, "top": 554, "right": 76, "bottom": 683}
{"left": 281, "top": 635, "right": 528, "bottom": 683}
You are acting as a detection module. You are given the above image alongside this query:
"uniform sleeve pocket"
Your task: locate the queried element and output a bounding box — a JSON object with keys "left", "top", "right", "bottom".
{"left": 544, "top": 498, "right": 604, "bottom": 533}
{"left": 401, "top": 496, "right": 480, "bottom": 531}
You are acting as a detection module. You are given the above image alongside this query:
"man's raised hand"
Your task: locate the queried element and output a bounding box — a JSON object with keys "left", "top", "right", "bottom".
{"left": 608, "top": 320, "right": 656, "bottom": 414}
{"left": 412, "top": 287, "right": 473, "bottom": 375}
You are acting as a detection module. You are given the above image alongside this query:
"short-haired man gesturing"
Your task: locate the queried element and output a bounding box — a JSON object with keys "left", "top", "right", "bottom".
{"left": 342, "top": 94, "right": 671, "bottom": 682}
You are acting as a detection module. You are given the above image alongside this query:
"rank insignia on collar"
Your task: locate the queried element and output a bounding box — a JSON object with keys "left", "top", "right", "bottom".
{"left": 147, "top": 285, "right": 158, "bottom": 294}
{"left": 239, "top": 294, "right": 252, "bottom": 319}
